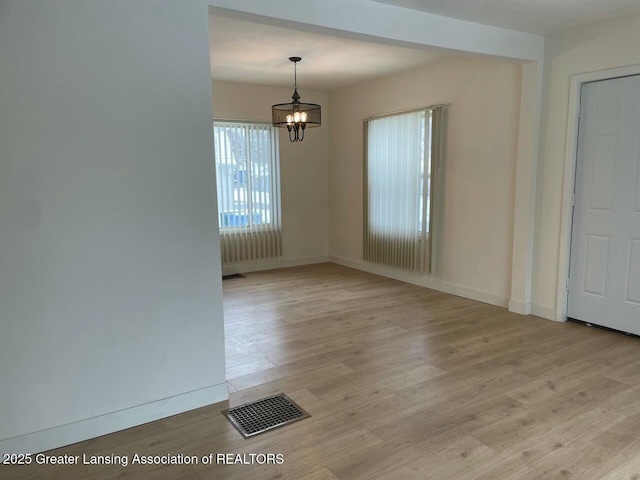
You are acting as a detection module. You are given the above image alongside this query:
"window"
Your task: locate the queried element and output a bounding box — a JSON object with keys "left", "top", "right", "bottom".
{"left": 364, "top": 107, "right": 445, "bottom": 273}
{"left": 419, "top": 113, "right": 433, "bottom": 235}
{"left": 213, "top": 121, "right": 282, "bottom": 264}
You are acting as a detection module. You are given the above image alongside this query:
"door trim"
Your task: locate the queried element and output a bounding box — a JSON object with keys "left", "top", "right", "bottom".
{"left": 556, "top": 64, "right": 640, "bottom": 322}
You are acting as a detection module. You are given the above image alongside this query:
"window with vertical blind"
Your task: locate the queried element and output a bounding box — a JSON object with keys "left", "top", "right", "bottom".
{"left": 364, "top": 106, "right": 445, "bottom": 273}
{"left": 213, "top": 120, "right": 282, "bottom": 264}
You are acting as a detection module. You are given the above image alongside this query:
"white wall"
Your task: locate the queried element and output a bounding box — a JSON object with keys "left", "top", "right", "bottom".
{"left": 211, "top": 81, "right": 330, "bottom": 272}
{"left": 532, "top": 11, "right": 640, "bottom": 318}
{"left": 0, "top": 0, "right": 226, "bottom": 454}
{"left": 329, "top": 56, "right": 523, "bottom": 306}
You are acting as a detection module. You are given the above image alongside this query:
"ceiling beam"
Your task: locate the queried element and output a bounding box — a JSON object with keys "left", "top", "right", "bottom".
{"left": 207, "top": 0, "right": 544, "bottom": 62}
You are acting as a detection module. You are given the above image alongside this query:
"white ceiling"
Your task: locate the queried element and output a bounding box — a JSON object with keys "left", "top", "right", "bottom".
{"left": 209, "top": 16, "right": 450, "bottom": 92}
{"left": 210, "top": 0, "right": 640, "bottom": 91}
{"left": 371, "top": 0, "right": 640, "bottom": 35}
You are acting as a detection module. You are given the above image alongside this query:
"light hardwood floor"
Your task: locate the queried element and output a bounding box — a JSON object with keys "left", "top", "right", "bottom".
{"left": 4, "top": 263, "right": 640, "bottom": 479}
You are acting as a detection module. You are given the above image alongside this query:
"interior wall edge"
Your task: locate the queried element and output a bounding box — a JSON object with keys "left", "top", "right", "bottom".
{"left": 329, "top": 256, "right": 509, "bottom": 309}
{"left": 530, "top": 303, "right": 558, "bottom": 321}
{"left": 0, "top": 383, "right": 228, "bottom": 456}
{"left": 221, "top": 255, "right": 330, "bottom": 276}
{"left": 508, "top": 300, "right": 531, "bottom": 316}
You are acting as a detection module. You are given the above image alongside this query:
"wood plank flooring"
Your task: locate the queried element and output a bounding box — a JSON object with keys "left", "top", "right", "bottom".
{"left": 4, "top": 263, "right": 640, "bottom": 479}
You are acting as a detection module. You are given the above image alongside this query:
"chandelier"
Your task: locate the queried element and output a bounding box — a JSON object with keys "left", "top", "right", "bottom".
{"left": 271, "top": 57, "right": 321, "bottom": 142}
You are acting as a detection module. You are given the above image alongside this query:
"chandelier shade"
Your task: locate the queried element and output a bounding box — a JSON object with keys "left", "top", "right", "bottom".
{"left": 271, "top": 57, "right": 321, "bottom": 142}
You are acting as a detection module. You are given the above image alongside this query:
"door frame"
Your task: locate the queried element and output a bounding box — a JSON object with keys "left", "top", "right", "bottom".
{"left": 556, "top": 63, "right": 640, "bottom": 322}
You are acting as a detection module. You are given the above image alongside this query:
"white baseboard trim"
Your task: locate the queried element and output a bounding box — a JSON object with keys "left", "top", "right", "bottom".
{"left": 222, "top": 255, "right": 329, "bottom": 276}
{"left": 329, "top": 256, "right": 509, "bottom": 308}
{"left": 0, "top": 382, "right": 228, "bottom": 456}
{"left": 531, "top": 303, "right": 559, "bottom": 322}
{"left": 508, "top": 300, "right": 531, "bottom": 315}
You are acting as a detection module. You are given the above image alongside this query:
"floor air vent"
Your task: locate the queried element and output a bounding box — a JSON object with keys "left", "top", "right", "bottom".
{"left": 222, "top": 393, "right": 311, "bottom": 438}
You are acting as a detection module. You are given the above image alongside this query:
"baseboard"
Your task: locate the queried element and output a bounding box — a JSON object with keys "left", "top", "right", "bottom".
{"left": 0, "top": 382, "right": 228, "bottom": 456}
{"left": 508, "top": 300, "right": 531, "bottom": 315}
{"left": 222, "top": 255, "right": 329, "bottom": 276}
{"left": 531, "top": 303, "right": 559, "bottom": 321}
{"left": 329, "top": 256, "right": 509, "bottom": 308}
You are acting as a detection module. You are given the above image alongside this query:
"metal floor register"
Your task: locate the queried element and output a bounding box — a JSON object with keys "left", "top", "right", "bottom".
{"left": 222, "top": 393, "right": 311, "bottom": 438}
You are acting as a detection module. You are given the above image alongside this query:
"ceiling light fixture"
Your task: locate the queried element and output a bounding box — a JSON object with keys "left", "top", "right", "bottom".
{"left": 272, "top": 57, "right": 321, "bottom": 142}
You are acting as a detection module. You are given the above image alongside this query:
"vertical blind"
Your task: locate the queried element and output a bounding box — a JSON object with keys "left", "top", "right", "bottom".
{"left": 213, "top": 121, "right": 282, "bottom": 265}
{"left": 364, "top": 107, "right": 445, "bottom": 272}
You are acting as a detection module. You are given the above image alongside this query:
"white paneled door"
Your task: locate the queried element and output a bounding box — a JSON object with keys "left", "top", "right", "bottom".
{"left": 568, "top": 75, "right": 640, "bottom": 334}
